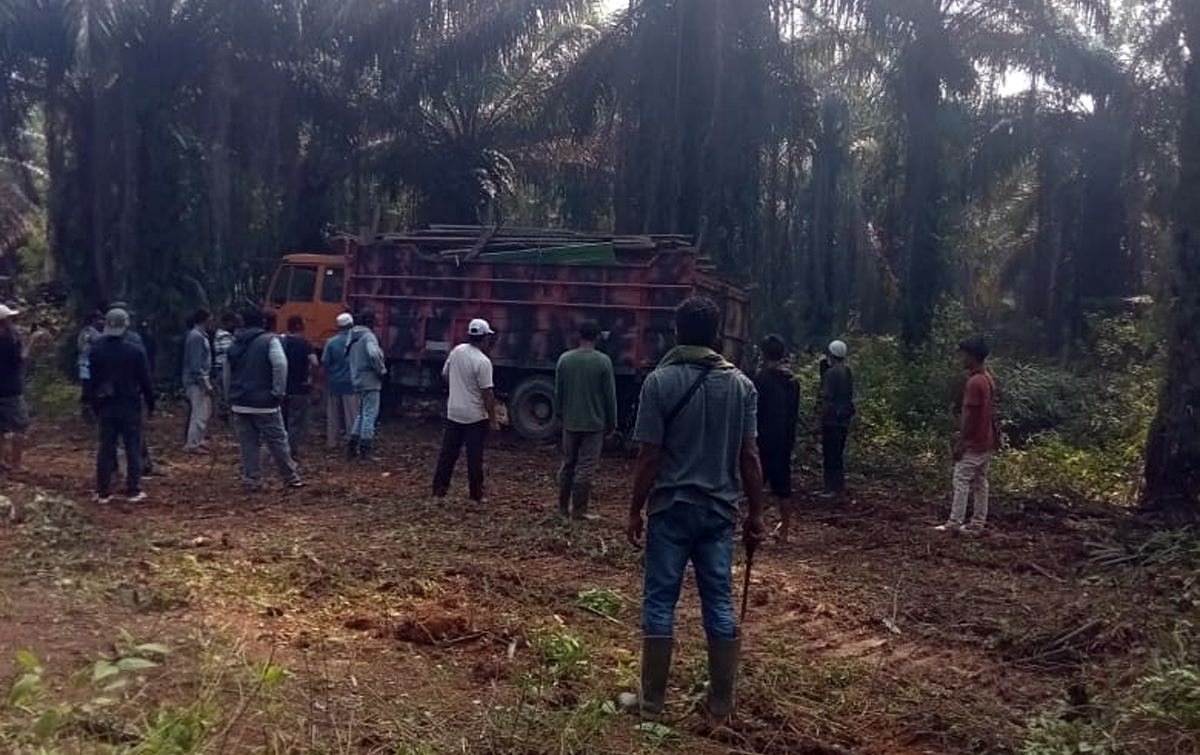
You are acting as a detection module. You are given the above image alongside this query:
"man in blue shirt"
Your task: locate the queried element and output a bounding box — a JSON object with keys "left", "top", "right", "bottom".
{"left": 322, "top": 313, "right": 359, "bottom": 450}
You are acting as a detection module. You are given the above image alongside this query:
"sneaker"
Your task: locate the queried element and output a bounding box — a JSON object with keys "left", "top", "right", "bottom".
{"left": 126, "top": 492, "right": 148, "bottom": 503}
{"left": 287, "top": 479, "right": 305, "bottom": 489}
{"left": 95, "top": 494, "right": 112, "bottom": 505}
{"left": 962, "top": 521, "right": 987, "bottom": 535}
{"left": 933, "top": 522, "right": 963, "bottom": 532}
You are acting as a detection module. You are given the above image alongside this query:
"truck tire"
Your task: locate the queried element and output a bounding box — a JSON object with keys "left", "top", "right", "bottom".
{"left": 509, "top": 375, "right": 560, "bottom": 443}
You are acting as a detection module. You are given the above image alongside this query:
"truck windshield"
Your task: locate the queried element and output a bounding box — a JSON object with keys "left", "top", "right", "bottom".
{"left": 321, "top": 267, "right": 344, "bottom": 303}
{"left": 269, "top": 268, "right": 290, "bottom": 307}
{"left": 289, "top": 266, "right": 318, "bottom": 302}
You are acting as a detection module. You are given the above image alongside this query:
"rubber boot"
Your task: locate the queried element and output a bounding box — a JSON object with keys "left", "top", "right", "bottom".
{"left": 703, "top": 637, "right": 740, "bottom": 720}
{"left": 571, "top": 482, "right": 599, "bottom": 521}
{"left": 639, "top": 636, "right": 674, "bottom": 716}
{"left": 347, "top": 436, "right": 360, "bottom": 459}
{"left": 557, "top": 475, "right": 572, "bottom": 518}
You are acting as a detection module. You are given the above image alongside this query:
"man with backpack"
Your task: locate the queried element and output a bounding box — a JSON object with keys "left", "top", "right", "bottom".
{"left": 626, "top": 296, "right": 766, "bottom": 722}
{"left": 936, "top": 337, "right": 998, "bottom": 533}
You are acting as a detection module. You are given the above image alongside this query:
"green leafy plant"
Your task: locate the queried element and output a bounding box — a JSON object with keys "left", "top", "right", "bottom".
{"left": 576, "top": 589, "right": 624, "bottom": 619}
{"left": 1020, "top": 714, "right": 1113, "bottom": 755}
{"left": 532, "top": 627, "right": 589, "bottom": 675}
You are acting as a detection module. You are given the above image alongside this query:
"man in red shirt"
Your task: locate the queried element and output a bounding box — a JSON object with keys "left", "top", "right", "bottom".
{"left": 937, "top": 337, "right": 997, "bottom": 533}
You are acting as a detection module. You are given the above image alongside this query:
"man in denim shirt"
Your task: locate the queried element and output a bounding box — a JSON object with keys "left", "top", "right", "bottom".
{"left": 626, "top": 296, "right": 766, "bottom": 722}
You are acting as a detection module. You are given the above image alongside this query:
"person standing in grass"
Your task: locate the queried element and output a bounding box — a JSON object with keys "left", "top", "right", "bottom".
{"left": 281, "top": 315, "right": 319, "bottom": 460}
{"left": 818, "top": 339, "right": 854, "bottom": 499}
{"left": 87, "top": 308, "right": 155, "bottom": 504}
{"left": 432, "top": 319, "right": 500, "bottom": 504}
{"left": 554, "top": 320, "right": 618, "bottom": 521}
{"left": 181, "top": 309, "right": 213, "bottom": 453}
{"left": 225, "top": 308, "right": 302, "bottom": 492}
{"left": 753, "top": 334, "right": 799, "bottom": 542}
{"left": 346, "top": 310, "right": 387, "bottom": 460}
{"left": 322, "top": 313, "right": 359, "bottom": 451}
{"left": 937, "top": 337, "right": 998, "bottom": 533}
{"left": 626, "top": 296, "right": 766, "bottom": 722}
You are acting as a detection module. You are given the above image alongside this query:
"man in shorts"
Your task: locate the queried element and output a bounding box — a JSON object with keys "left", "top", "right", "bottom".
{"left": 0, "top": 304, "right": 31, "bottom": 472}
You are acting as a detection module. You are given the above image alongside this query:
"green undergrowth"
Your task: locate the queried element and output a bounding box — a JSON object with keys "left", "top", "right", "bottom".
{"left": 791, "top": 305, "right": 1158, "bottom": 504}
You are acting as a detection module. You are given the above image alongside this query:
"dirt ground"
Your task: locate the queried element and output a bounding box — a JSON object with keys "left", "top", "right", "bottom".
{"left": 0, "top": 404, "right": 1193, "bottom": 755}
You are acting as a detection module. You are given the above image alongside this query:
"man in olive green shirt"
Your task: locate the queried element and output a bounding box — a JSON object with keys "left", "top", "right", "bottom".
{"left": 554, "top": 321, "right": 618, "bottom": 520}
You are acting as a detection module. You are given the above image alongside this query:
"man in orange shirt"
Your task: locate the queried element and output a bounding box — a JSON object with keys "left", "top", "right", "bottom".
{"left": 936, "top": 337, "right": 997, "bottom": 533}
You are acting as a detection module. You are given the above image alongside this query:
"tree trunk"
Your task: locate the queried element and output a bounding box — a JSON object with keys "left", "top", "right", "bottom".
{"left": 1142, "top": 6, "right": 1200, "bottom": 518}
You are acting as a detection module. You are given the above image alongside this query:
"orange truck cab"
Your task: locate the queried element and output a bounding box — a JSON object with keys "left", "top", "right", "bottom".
{"left": 264, "top": 253, "right": 345, "bottom": 341}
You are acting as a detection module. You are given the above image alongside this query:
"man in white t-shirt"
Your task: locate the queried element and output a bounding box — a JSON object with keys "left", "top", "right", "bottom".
{"left": 432, "top": 319, "right": 500, "bottom": 503}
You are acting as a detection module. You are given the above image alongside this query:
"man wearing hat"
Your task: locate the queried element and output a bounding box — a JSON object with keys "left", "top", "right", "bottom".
{"left": 87, "top": 308, "right": 156, "bottom": 503}
{"left": 0, "top": 304, "right": 31, "bottom": 472}
{"left": 322, "top": 313, "right": 359, "bottom": 450}
{"left": 346, "top": 310, "right": 387, "bottom": 459}
{"left": 818, "top": 339, "right": 855, "bottom": 498}
{"left": 432, "top": 318, "right": 500, "bottom": 504}
{"left": 937, "top": 337, "right": 998, "bottom": 533}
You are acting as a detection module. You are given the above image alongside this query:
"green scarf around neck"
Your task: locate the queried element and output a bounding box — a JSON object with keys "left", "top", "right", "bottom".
{"left": 657, "top": 345, "right": 735, "bottom": 370}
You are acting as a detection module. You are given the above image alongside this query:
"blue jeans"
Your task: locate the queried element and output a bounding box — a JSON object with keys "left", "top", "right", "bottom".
{"left": 351, "top": 390, "right": 381, "bottom": 440}
{"left": 642, "top": 502, "right": 737, "bottom": 640}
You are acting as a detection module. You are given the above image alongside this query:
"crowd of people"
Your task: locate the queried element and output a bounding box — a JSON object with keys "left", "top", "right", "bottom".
{"left": 0, "top": 294, "right": 998, "bottom": 723}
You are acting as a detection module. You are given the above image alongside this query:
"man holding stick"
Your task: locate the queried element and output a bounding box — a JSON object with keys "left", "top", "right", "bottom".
{"left": 626, "top": 296, "right": 766, "bottom": 722}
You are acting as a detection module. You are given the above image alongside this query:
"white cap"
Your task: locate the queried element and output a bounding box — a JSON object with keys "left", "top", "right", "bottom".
{"left": 828, "top": 340, "right": 848, "bottom": 359}
{"left": 104, "top": 308, "right": 130, "bottom": 337}
{"left": 468, "top": 318, "right": 495, "bottom": 336}
{"left": 0, "top": 304, "right": 19, "bottom": 319}
{"left": 336, "top": 313, "right": 354, "bottom": 328}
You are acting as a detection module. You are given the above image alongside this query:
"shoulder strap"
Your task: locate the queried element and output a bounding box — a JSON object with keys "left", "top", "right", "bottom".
{"left": 663, "top": 365, "right": 713, "bottom": 431}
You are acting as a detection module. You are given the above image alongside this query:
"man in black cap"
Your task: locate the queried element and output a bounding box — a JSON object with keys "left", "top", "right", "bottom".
{"left": 87, "top": 308, "right": 156, "bottom": 504}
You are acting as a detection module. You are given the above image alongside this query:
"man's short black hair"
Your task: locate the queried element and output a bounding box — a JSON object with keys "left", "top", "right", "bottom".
{"left": 675, "top": 296, "right": 721, "bottom": 348}
{"left": 263, "top": 311, "right": 278, "bottom": 332}
{"left": 287, "top": 315, "right": 305, "bottom": 333}
{"left": 240, "top": 308, "right": 265, "bottom": 329}
{"left": 959, "top": 337, "right": 990, "bottom": 360}
{"left": 358, "top": 310, "right": 376, "bottom": 328}
{"left": 193, "top": 308, "right": 211, "bottom": 326}
{"left": 220, "top": 311, "right": 240, "bottom": 329}
{"left": 761, "top": 334, "right": 787, "bottom": 362}
{"left": 579, "top": 320, "right": 601, "bottom": 341}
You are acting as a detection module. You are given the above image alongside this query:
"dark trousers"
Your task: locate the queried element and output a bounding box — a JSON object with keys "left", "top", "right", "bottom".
{"left": 283, "top": 394, "right": 310, "bottom": 458}
{"left": 97, "top": 414, "right": 143, "bottom": 496}
{"left": 432, "top": 419, "right": 488, "bottom": 501}
{"left": 822, "top": 424, "right": 849, "bottom": 493}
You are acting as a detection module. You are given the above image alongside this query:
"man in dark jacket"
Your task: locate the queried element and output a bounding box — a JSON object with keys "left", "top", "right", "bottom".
{"left": 753, "top": 334, "right": 800, "bottom": 542}
{"left": 224, "top": 308, "right": 302, "bottom": 491}
{"left": 88, "top": 308, "right": 155, "bottom": 504}
{"left": 818, "top": 339, "right": 855, "bottom": 498}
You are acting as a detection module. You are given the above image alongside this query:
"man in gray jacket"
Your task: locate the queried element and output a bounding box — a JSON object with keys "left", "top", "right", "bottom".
{"left": 224, "top": 308, "right": 302, "bottom": 491}
{"left": 346, "top": 310, "right": 387, "bottom": 460}
{"left": 182, "top": 309, "right": 213, "bottom": 452}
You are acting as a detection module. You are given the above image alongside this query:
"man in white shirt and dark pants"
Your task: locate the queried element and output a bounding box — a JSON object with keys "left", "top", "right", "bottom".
{"left": 432, "top": 319, "right": 500, "bottom": 504}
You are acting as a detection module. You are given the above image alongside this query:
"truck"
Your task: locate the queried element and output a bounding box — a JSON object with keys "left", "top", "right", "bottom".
{"left": 265, "top": 226, "right": 750, "bottom": 441}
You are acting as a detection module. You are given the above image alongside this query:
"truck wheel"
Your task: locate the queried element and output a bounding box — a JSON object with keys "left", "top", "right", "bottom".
{"left": 509, "top": 376, "right": 560, "bottom": 442}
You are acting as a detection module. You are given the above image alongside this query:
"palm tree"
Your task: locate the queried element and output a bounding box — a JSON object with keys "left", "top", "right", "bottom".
{"left": 1142, "top": 0, "right": 1200, "bottom": 518}
{"left": 810, "top": 0, "right": 1110, "bottom": 345}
